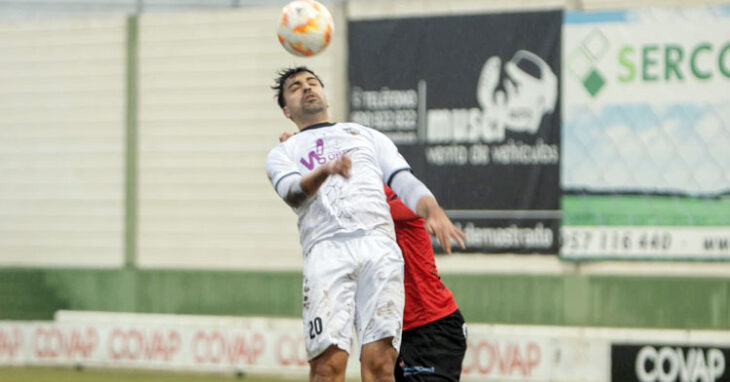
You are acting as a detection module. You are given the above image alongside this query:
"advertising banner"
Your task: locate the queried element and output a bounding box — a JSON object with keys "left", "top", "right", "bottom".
{"left": 561, "top": 6, "right": 730, "bottom": 260}
{"left": 1, "top": 320, "right": 311, "bottom": 375}
{"left": 461, "top": 335, "right": 552, "bottom": 380}
{"left": 7, "top": 313, "right": 730, "bottom": 382}
{"left": 562, "top": 226, "right": 730, "bottom": 260}
{"left": 611, "top": 343, "right": 729, "bottom": 382}
{"left": 0, "top": 315, "right": 606, "bottom": 382}
{"left": 348, "top": 11, "right": 563, "bottom": 253}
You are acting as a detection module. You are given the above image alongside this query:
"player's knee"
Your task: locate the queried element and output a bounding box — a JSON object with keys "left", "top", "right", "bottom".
{"left": 363, "top": 358, "right": 396, "bottom": 381}
{"left": 369, "top": 358, "right": 396, "bottom": 378}
{"left": 362, "top": 347, "right": 397, "bottom": 381}
{"left": 310, "top": 363, "right": 343, "bottom": 381}
{"left": 309, "top": 346, "right": 347, "bottom": 381}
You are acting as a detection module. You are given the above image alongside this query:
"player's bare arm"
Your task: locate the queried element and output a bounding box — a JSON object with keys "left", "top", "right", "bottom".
{"left": 301, "top": 155, "right": 351, "bottom": 197}
{"left": 416, "top": 197, "right": 466, "bottom": 254}
{"left": 282, "top": 155, "right": 351, "bottom": 208}
{"left": 276, "top": 130, "right": 350, "bottom": 206}
{"left": 276, "top": 131, "right": 350, "bottom": 207}
{"left": 388, "top": 170, "right": 466, "bottom": 253}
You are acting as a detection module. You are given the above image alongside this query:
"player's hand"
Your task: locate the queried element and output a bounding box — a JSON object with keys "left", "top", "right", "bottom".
{"left": 326, "top": 155, "right": 351, "bottom": 179}
{"left": 279, "top": 131, "right": 296, "bottom": 142}
{"left": 424, "top": 207, "right": 466, "bottom": 254}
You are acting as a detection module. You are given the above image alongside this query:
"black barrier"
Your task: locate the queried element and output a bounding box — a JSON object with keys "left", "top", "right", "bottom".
{"left": 348, "top": 11, "right": 563, "bottom": 253}
{"left": 612, "top": 343, "right": 729, "bottom": 382}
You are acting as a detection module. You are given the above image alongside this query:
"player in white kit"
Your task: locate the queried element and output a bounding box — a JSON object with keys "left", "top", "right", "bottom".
{"left": 266, "top": 66, "right": 465, "bottom": 382}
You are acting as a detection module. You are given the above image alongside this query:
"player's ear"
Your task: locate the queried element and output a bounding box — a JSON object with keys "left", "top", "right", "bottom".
{"left": 282, "top": 106, "right": 291, "bottom": 119}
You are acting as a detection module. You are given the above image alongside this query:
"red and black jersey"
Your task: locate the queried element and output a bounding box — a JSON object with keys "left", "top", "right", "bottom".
{"left": 384, "top": 185, "right": 459, "bottom": 331}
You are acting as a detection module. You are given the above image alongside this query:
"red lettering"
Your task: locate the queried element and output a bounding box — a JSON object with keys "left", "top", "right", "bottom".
{"left": 275, "top": 335, "right": 307, "bottom": 367}
{"left": 0, "top": 328, "right": 23, "bottom": 358}
{"left": 462, "top": 339, "right": 542, "bottom": 377}
{"left": 192, "top": 332, "right": 206, "bottom": 363}
{"left": 127, "top": 330, "right": 142, "bottom": 360}
{"left": 210, "top": 332, "right": 224, "bottom": 363}
{"left": 191, "top": 331, "right": 265, "bottom": 365}
{"left": 108, "top": 329, "right": 125, "bottom": 360}
{"left": 33, "top": 327, "right": 98, "bottom": 359}
{"left": 526, "top": 342, "right": 541, "bottom": 374}
{"left": 503, "top": 344, "right": 524, "bottom": 375}
{"left": 107, "top": 328, "right": 181, "bottom": 362}
{"left": 227, "top": 333, "right": 264, "bottom": 364}
{"left": 146, "top": 330, "right": 180, "bottom": 361}
{"left": 478, "top": 341, "right": 496, "bottom": 374}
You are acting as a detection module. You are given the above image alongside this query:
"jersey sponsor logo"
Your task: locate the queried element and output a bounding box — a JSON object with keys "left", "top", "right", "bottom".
{"left": 300, "top": 139, "right": 327, "bottom": 170}
{"left": 299, "top": 138, "right": 356, "bottom": 170}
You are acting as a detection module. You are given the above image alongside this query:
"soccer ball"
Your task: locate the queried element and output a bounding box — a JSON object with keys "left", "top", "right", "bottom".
{"left": 277, "top": 0, "right": 334, "bottom": 57}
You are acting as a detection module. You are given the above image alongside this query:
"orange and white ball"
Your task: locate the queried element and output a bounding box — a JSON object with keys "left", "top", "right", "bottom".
{"left": 277, "top": 0, "right": 334, "bottom": 57}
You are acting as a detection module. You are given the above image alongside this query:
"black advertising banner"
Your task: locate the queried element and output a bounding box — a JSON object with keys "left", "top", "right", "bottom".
{"left": 348, "top": 11, "right": 562, "bottom": 253}
{"left": 612, "top": 343, "right": 730, "bottom": 382}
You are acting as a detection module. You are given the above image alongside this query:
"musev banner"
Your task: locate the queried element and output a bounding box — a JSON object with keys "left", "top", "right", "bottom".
{"left": 348, "top": 11, "right": 563, "bottom": 253}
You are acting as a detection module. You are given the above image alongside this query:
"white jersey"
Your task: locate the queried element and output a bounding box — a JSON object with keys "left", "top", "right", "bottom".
{"left": 266, "top": 122, "right": 411, "bottom": 255}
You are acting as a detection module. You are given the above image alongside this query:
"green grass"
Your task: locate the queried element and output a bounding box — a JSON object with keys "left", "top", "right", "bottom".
{"left": 562, "top": 194, "right": 730, "bottom": 226}
{"left": 0, "top": 367, "right": 307, "bottom": 382}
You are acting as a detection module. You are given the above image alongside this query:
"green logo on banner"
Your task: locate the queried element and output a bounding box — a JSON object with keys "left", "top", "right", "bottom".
{"left": 583, "top": 69, "right": 606, "bottom": 97}
{"left": 568, "top": 29, "right": 610, "bottom": 98}
{"left": 569, "top": 28, "right": 730, "bottom": 98}
{"left": 617, "top": 43, "right": 730, "bottom": 83}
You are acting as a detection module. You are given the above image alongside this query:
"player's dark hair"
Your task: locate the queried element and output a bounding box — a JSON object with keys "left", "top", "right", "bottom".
{"left": 272, "top": 66, "right": 324, "bottom": 108}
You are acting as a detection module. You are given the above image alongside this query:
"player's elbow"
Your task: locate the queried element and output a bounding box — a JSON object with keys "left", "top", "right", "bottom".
{"left": 284, "top": 190, "right": 308, "bottom": 208}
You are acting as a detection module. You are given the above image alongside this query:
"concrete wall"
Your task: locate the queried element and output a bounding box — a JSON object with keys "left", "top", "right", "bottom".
{"left": 0, "top": 16, "right": 126, "bottom": 267}
{"left": 2, "top": 267, "right": 730, "bottom": 330}
{"left": 0, "top": 5, "right": 348, "bottom": 270}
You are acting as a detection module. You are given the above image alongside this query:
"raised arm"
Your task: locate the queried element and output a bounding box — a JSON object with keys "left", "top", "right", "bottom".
{"left": 270, "top": 133, "right": 351, "bottom": 208}
{"left": 297, "top": 155, "right": 351, "bottom": 201}
{"left": 267, "top": 145, "right": 351, "bottom": 208}
{"left": 389, "top": 171, "right": 466, "bottom": 253}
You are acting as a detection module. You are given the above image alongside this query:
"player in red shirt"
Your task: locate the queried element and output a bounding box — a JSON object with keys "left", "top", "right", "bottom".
{"left": 385, "top": 185, "right": 467, "bottom": 382}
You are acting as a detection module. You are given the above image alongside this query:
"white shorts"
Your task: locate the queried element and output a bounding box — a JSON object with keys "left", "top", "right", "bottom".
{"left": 302, "top": 232, "right": 405, "bottom": 361}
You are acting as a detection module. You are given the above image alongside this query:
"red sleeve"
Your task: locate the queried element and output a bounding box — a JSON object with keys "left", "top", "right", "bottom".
{"left": 384, "top": 185, "right": 420, "bottom": 223}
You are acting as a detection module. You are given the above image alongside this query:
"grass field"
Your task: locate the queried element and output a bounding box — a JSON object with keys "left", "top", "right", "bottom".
{"left": 0, "top": 367, "right": 307, "bottom": 382}
{"left": 562, "top": 194, "right": 730, "bottom": 226}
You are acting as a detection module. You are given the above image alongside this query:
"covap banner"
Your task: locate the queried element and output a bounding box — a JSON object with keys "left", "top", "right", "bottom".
{"left": 611, "top": 343, "right": 729, "bottom": 382}
{"left": 348, "top": 11, "right": 563, "bottom": 254}
{"left": 0, "top": 315, "right": 595, "bottom": 381}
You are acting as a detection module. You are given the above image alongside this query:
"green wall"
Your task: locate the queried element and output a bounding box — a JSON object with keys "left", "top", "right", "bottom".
{"left": 1, "top": 268, "right": 728, "bottom": 330}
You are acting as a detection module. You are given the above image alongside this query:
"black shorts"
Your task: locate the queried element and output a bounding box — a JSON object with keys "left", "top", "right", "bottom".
{"left": 395, "top": 309, "right": 467, "bottom": 382}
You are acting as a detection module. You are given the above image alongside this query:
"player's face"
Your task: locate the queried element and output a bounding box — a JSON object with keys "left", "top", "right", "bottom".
{"left": 282, "top": 71, "right": 328, "bottom": 119}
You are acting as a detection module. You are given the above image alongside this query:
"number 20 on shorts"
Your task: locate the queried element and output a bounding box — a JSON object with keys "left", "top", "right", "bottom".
{"left": 309, "top": 317, "right": 323, "bottom": 339}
